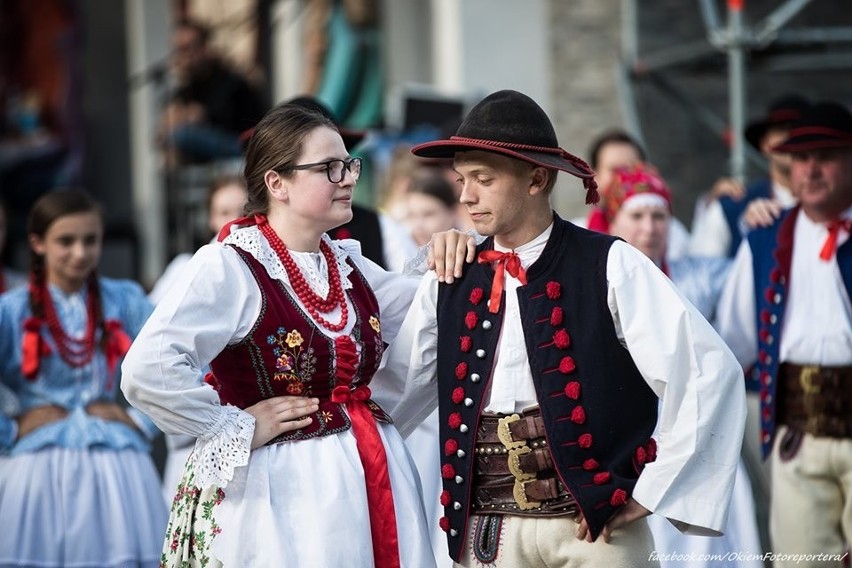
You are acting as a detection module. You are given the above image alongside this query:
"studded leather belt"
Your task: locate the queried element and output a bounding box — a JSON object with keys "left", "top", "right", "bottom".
{"left": 472, "top": 409, "right": 578, "bottom": 517}
{"left": 777, "top": 363, "right": 852, "bottom": 438}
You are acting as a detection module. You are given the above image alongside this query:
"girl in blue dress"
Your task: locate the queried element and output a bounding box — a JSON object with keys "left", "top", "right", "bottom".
{"left": 0, "top": 190, "right": 167, "bottom": 568}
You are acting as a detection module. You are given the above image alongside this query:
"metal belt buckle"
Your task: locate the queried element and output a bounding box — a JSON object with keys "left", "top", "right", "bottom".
{"left": 508, "top": 446, "right": 536, "bottom": 481}
{"left": 800, "top": 365, "right": 822, "bottom": 395}
{"left": 513, "top": 479, "right": 541, "bottom": 510}
{"left": 497, "top": 414, "right": 525, "bottom": 450}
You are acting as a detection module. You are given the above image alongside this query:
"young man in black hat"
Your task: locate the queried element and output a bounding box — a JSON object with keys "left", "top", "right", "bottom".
{"left": 716, "top": 101, "right": 852, "bottom": 567}
{"left": 690, "top": 95, "right": 810, "bottom": 258}
{"left": 383, "top": 90, "right": 746, "bottom": 567}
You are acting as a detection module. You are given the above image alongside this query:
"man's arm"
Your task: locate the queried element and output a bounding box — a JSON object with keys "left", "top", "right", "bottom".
{"left": 607, "top": 241, "right": 746, "bottom": 535}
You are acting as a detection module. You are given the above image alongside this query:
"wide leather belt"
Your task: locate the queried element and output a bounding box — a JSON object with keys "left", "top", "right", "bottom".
{"left": 777, "top": 363, "right": 852, "bottom": 438}
{"left": 472, "top": 409, "right": 578, "bottom": 517}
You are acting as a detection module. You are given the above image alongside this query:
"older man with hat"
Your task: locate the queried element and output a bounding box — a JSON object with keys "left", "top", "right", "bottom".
{"left": 716, "top": 101, "right": 852, "bottom": 567}
{"left": 382, "top": 89, "right": 746, "bottom": 567}
{"left": 691, "top": 95, "right": 811, "bottom": 259}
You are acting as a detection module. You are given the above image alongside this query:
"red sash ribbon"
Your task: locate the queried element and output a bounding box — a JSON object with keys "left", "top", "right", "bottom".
{"left": 331, "top": 336, "right": 400, "bottom": 568}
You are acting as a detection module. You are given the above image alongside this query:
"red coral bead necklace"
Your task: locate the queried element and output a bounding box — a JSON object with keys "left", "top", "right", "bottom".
{"left": 43, "top": 279, "right": 98, "bottom": 367}
{"left": 258, "top": 216, "right": 349, "bottom": 332}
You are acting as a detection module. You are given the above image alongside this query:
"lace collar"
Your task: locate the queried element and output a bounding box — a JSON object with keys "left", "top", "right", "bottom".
{"left": 223, "top": 226, "right": 354, "bottom": 297}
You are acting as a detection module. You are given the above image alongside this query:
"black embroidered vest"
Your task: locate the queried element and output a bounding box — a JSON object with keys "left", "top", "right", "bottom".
{"left": 435, "top": 216, "right": 658, "bottom": 561}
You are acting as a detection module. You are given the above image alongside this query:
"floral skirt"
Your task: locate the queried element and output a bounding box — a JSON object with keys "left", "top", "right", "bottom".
{"left": 160, "top": 459, "right": 225, "bottom": 568}
{"left": 161, "top": 424, "right": 437, "bottom": 567}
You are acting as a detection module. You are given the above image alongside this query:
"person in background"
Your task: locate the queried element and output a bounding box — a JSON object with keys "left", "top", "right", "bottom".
{"left": 0, "top": 190, "right": 167, "bottom": 568}
{"left": 382, "top": 90, "right": 745, "bottom": 567}
{"left": 715, "top": 101, "right": 852, "bottom": 568}
{"left": 122, "top": 102, "right": 440, "bottom": 567}
{"left": 158, "top": 19, "right": 267, "bottom": 168}
{"left": 584, "top": 129, "right": 690, "bottom": 260}
{"left": 587, "top": 163, "right": 762, "bottom": 567}
{"left": 690, "top": 95, "right": 810, "bottom": 258}
{"left": 148, "top": 174, "right": 248, "bottom": 504}
{"left": 404, "top": 171, "right": 460, "bottom": 247}
{"left": 0, "top": 199, "right": 26, "bottom": 293}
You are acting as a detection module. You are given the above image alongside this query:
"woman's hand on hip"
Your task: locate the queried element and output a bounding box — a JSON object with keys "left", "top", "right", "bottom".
{"left": 245, "top": 396, "right": 319, "bottom": 449}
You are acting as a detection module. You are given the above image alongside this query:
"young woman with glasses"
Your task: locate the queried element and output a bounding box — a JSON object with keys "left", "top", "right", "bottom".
{"left": 121, "top": 103, "right": 438, "bottom": 568}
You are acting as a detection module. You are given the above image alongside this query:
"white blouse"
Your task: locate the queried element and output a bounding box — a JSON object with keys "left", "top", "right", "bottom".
{"left": 121, "top": 227, "right": 421, "bottom": 489}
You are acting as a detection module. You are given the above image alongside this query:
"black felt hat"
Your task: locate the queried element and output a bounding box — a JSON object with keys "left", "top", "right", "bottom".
{"left": 411, "top": 90, "right": 599, "bottom": 203}
{"left": 772, "top": 101, "right": 852, "bottom": 153}
{"left": 745, "top": 95, "right": 810, "bottom": 150}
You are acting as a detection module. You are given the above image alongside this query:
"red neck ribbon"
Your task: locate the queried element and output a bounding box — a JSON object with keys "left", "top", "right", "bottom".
{"left": 477, "top": 249, "right": 528, "bottom": 314}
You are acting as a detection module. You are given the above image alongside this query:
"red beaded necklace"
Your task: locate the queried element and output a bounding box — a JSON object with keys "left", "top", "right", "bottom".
{"left": 258, "top": 216, "right": 349, "bottom": 332}
{"left": 42, "top": 279, "right": 98, "bottom": 367}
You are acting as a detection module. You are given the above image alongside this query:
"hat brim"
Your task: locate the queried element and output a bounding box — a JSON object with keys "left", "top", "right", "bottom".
{"left": 340, "top": 129, "right": 366, "bottom": 152}
{"left": 411, "top": 138, "right": 592, "bottom": 179}
{"left": 744, "top": 121, "right": 769, "bottom": 150}
{"left": 772, "top": 136, "right": 852, "bottom": 153}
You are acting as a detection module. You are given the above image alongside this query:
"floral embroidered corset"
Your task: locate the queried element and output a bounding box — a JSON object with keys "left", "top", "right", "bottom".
{"left": 210, "top": 245, "right": 388, "bottom": 443}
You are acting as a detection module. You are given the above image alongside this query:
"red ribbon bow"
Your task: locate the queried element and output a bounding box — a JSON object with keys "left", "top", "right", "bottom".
{"left": 104, "top": 319, "right": 133, "bottom": 388}
{"left": 21, "top": 317, "right": 50, "bottom": 379}
{"left": 819, "top": 219, "right": 852, "bottom": 261}
{"left": 477, "top": 250, "right": 528, "bottom": 314}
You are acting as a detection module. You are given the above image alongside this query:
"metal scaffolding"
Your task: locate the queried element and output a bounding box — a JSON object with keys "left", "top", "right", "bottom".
{"left": 620, "top": 0, "right": 852, "bottom": 182}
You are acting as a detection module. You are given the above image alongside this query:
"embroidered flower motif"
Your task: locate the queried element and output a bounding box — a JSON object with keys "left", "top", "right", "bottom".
{"left": 440, "top": 490, "right": 451, "bottom": 506}
{"left": 448, "top": 412, "right": 463, "bottom": 429}
{"left": 610, "top": 489, "right": 628, "bottom": 507}
{"left": 320, "top": 410, "right": 334, "bottom": 422}
{"left": 470, "top": 287, "right": 484, "bottom": 305}
{"left": 285, "top": 330, "right": 304, "bottom": 348}
{"left": 460, "top": 336, "right": 473, "bottom": 353}
{"left": 464, "top": 310, "right": 478, "bottom": 330}
{"left": 267, "top": 327, "right": 315, "bottom": 396}
{"left": 546, "top": 281, "right": 562, "bottom": 299}
{"left": 550, "top": 306, "right": 563, "bottom": 326}
{"left": 369, "top": 315, "right": 381, "bottom": 334}
{"left": 770, "top": 267, "right": 782, "bottom": 283}
{"left": 583, "top": 458, "right": 599, "bottom": 471}
{"left": 442, "top": 464, "right": 456, "bottom": 479}
{"left": 439, "top": 517, "right": 451, "bottom": 532}
{"left": 559, "top": 356, "right": 576, "bottom": 374}
{"left": 571, "top": 406, "right": 586, "bottom": 424}
{"left": 445, "top": 439, "right": 459, "bottom": 455}
{"left": 635, "top": 446, "right": 646, "bottom": 465}
{"left": 455, "top": 362, "right": 468, "bottom": 380}
{"left": 553, "top": 329, "right": 571, "bottom": 349}
{"left": 564, "top": 381, "right": 581, "bottom": 400}
{"left": 760, "top": 309, "right": 772, "bottom": 324}
{"left": 277, "top": 354, "right": 295, "bottom": 372}
{"left": 452, "top": 387, "right": 465, "bottom": 404}
{"left": 578, "top": 433, "right": 593, "bottom": 448}
{"left": 593, "top": 472, "right": 611, "bottom": 485}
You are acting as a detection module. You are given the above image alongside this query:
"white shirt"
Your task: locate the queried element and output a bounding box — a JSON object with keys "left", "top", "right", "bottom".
{"left": 715, "top": 207, "right": 852, "bottom": 368}
{"left": 380, "top": 222, "right": 746, "bottom": 535}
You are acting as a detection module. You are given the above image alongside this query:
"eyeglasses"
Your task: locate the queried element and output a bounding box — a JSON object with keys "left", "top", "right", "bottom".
{"left": 280, "top": 158, "right": 362, "bottom": 183}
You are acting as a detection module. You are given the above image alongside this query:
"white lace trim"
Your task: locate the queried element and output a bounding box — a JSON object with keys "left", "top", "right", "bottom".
{"left": 190, "top": 405, "right": 255, "bottom": 490}
{"left": 224, "top": 226, "right": 355, "bottom": 296}
{"left": 402, "top": 229, "right": 483, "bottom": 276}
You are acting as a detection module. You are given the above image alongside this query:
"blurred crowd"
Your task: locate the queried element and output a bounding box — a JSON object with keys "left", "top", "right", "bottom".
{"left": 1, "top": 10, "right": 851, "bottom": 568}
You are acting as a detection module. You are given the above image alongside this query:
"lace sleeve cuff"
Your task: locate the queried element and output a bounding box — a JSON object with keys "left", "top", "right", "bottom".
{"left": 190, "top": 405, "right": 255, "bottom": 489}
